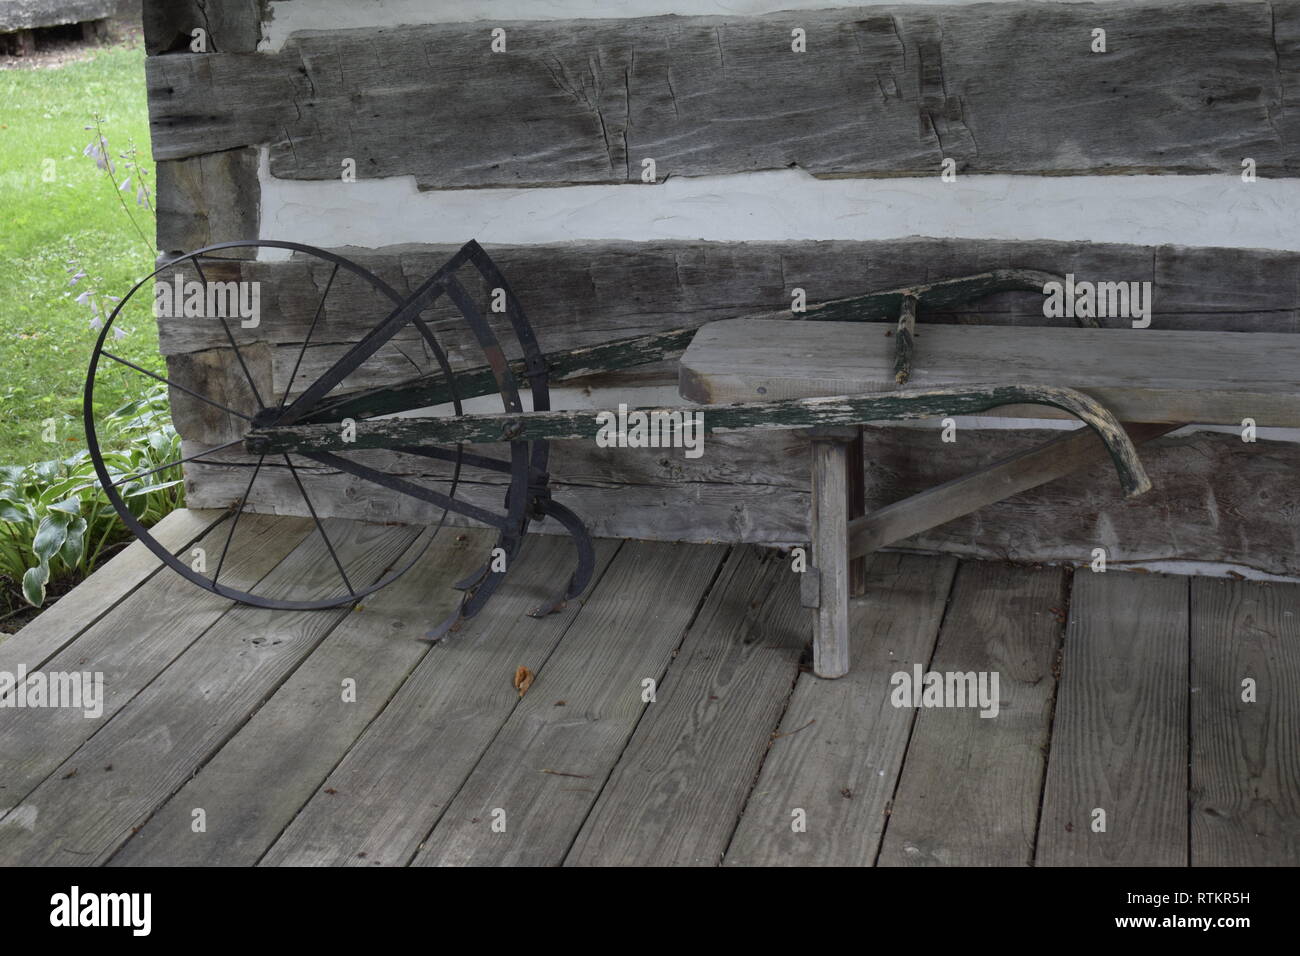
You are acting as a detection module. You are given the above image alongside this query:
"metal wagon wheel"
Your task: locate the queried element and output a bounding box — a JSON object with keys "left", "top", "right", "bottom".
{"left": 85, "top": 240, "right": 587, "bottom": 630}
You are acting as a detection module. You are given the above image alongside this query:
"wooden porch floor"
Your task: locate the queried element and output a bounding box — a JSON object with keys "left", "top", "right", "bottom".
{"left": 1, "top": 508, "right": 1297, "bottom": 866}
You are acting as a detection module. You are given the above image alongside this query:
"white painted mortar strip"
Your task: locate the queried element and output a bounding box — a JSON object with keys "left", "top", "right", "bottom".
{"left": 259, "top": 156, "right": 1300, "bottom": 252}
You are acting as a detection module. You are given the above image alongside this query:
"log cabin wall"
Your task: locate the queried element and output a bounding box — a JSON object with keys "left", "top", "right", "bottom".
{"left": 142, "top": 0, "right": 1300, "bottom": 576}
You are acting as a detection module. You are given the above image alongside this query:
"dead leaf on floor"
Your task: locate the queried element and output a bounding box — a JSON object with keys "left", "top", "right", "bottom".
{"left": 513, "top": 665, "right": 535, "bottom": 698}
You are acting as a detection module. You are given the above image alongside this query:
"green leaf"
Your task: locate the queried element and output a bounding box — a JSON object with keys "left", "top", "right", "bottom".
{"left": 22, "top": 563, "right": 48, "bottom": 607}
{"left": 49, "top": 497, "right": 83, "bottom": 516}
{"left": 121, "top": 478, "right": 182, "bottom": 497}
{"left": 28, "top": 459, "right": 61, "bottom": 482}
{"left": 32, "top": 515, "right": 69, "bottom": 562}
{"left": 0, "top": 497, "right": 33, "bottom": 524}
{"left": 59, "top": 516, "right": 87, "bottom": 566}
{"left": 109, "top": 397, "right": 148, "bottom": 418}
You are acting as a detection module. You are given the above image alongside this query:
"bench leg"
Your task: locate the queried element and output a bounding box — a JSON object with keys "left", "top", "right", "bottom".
{"left": 848, "top": 426, "right": 867, "bottom": 597}
{"left": 810, "top": 434, "right": 852, "bottom": 679}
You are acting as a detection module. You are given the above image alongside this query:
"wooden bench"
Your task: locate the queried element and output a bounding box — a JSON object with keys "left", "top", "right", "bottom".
{"left": 680, "top": 319, "right": 1300, "bottom": 678}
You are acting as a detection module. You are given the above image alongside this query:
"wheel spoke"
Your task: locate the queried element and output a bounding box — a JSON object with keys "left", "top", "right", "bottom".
{"left": 108, "top": 437, "right": 243, "bottom": 488}
{"left": 214, "top": 454, "right": 264, "bottom": 586}
{"left": 100, "top": 351, "right": 253, "bottom": 421}
{"left": 193, "top": 259, "right": 267, "bottom": 410}
{"left": 397, "top": 445, "right": 517, "bottom": 476}
{"left": 279, "top": 262, "right": 339, "bottom": 412}
{"left": 282, "top": 454, "right": 354, "bottom": 596}
{"left": 304, "top": 450, "right": 512, "bottom": 532}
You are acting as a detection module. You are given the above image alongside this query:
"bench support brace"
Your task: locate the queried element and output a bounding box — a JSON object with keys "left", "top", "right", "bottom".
{"left": 806, "top": 420, "right": 1179, "bottom": 680}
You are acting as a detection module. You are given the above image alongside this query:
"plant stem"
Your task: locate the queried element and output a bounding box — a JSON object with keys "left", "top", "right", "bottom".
{"left": 93, "top": 115, "right": 155, "bottom": 256}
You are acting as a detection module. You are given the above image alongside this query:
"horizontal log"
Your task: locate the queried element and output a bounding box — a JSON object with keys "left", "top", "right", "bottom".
{"left": 848, "top": 422, "right": 1179, "bottom": 557}
{"left": 179, "top": 429, "right": 1300, "bottom": 577}
{"left": 152, "top": 239, "right": 1300, "bottom": 365}
{"left": 146, "top": 1, "right": 1300, "bottom": 183}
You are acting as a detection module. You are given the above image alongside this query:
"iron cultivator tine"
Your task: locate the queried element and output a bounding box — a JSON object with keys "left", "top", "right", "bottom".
{"left": 526, "top": 498, "right": 597, "bottom": 619}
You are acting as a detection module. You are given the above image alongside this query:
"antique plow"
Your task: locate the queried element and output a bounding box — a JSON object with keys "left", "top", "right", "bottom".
{"left": 86, "top": 240, "right": 1149, "bottom": 639}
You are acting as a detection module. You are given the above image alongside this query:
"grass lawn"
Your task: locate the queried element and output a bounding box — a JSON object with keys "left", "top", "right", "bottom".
{"left": 0, "top": 40, "right": 161, "bottom": 468}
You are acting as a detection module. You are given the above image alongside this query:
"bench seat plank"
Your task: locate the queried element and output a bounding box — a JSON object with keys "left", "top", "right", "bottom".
{"left": 680, "top": 321, "right": 1300, "bottom": 427}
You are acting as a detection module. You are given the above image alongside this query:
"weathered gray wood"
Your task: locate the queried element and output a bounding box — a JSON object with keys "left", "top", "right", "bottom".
{"left": 153, "top": 240, "right": 1300, "bottom": 362}
{"left": 863, "top": 429, "right": 1300, "bottom": 578}
{"left": 0, "top": 513, "right": 312, "bottom": 817}
{"left": 147, "top": 233, "right": 1299, "bottom": 576}
{"left": 681, "top": 320, "right": 1300, "bottom": 427}
{"left": 109, "top": 527, "right": 496, "bottom": 866}
{"left": 810, "top": 436, "right": 852, "bottom": 679}
{"left": 847, "top": 428, "right": 866, "bottom": 596}
{"left": 0, "top": 519, "right": 420, "bottom": 865}
{"left": 1189, "top": 578, "right": 1300, "bottom": 866}
{"left": 146, "top": 2, "right": 1300, "bottom": 181}
{"left": 184, "top": 433, "right": 816, "bottom": 544}
{"left": 300, "top": 327, "right": 700, "bottom": 425}
{"left": 0, "top": 0, "right": 114, "bottom": 31}
{"left": 249, "top": 383, "right": 1150, "bottom": 501}
{"left": 893, "top": 295, "right": 917, "bottom": 384}
{"left": 142, "top": 0, "right": 264, "bottom": 54}
{"left": 410, "top": 540, "right": 728, "bottom": 867}
{"left": 564, "top": 545, "right": 804, "bottom": 866}
{"left": 1037, "top": 572, "right": 1189, "bottom": 866}
{"left": 155, "top": 149, "right": 260, "bottom": 256}
{"left": 182, "top": 422, "right": 1300, "bottom": 577}
{"left": 259, "top": 534, "right": 622, "bottom": 866}
{"left": 877, "top": 562, "right": 1067, "bottom": 866}
{"left": 848, "top": 422, "right": 1179, "bottom": 558}
{"left": 724, "top": 552, "right": 958, "bottom": 866}
{"left": 289, "top": 272, "right": 1058, "bottom": 425}
{"left": 0, "top": 508, "right": 224, "bottom": 674}
{"left": 166, "top": 343, "right": 272, "bottom": 448}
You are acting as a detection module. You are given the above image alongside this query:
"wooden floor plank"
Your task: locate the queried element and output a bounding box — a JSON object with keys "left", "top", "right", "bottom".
{"left": 0, "top": 513, "right": 312, "bottom": 817}
{"left": 259, "top": 534, "right": 623, "bottom": 867}
{"left": 1037, "top": 572, "right": 1189, "bottom": 866}
{"left": 564, "top": 546, "right": 805, "bottom": 867}
{"left": 723, "top": 552, "right": 959, "bottom": 867}
{"left": 0, "top": 508, "right": 225, "bottom": 673}
{"left": 409, "top": 540, "right": 729, "bottom": 867}
{"left": 1189, "top": 578, "right": 1300, "bottom": 866}
{"left": 877, "top": 562, "right": 1067, "bottom": 866}
{"left": 108, "top": 528, "right": 497, "bottom": 866}
{"left": 0, "top": 519, "right": 420, "bottom": 865}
